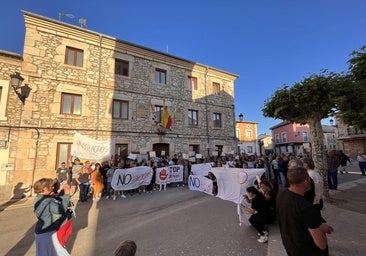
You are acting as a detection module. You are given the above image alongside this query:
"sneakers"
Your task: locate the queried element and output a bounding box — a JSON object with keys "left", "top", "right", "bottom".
{"left": 258, "top": 231, "right": 269, "bottom": 236}
{"left": 258, "top": 235, "right": 268, "bottom": 243}
{"left": 112, "top": 195, "right": 116, "bottom": 200}
{"left": 105, "top": 196, "right": 109, "bottom": 199}
{"left": 121, "top": 194, "right": 126, "bottom": 198}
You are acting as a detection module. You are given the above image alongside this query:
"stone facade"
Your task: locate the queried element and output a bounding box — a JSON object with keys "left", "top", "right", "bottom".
{"left": 0, "top": 11, "right": 238, "bottom": 201}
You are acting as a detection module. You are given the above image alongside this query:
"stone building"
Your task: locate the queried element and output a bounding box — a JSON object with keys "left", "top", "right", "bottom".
{"left": 0, "top": 11, "right": 238, "bottom": 201}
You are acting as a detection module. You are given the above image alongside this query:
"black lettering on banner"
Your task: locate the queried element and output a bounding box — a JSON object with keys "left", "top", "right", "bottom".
{"left": 117, "top": 173, "right": 133, "bottom": 185}
{"left": 189, "top": 176, "right": 200, "bottom": 188}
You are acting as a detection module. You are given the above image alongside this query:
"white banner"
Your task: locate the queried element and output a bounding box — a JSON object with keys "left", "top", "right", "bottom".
{"left": 71, "top": 132, "right": 115, "bottom": 161}
{"left": 111, "top": 166, "right": 153, "bottom": 190}
{"left": 188, "top": 175, "right": 213, "bottom": 195}
{"left": 156, "top": 165, "right": 184, "bottom": 184}
{"left": 189, "top": 168, "right": 265, "bottom": 204}
{"left": 190, "top": 163, "right": 213, "bottom": 176}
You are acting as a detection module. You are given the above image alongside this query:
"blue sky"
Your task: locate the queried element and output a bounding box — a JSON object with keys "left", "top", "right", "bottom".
{"left": 1, "top": 0, "right": 365, "bottom": 134}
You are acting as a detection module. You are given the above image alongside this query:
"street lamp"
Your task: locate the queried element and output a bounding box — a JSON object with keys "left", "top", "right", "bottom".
{"left": 10, "top": 72, "right": 31, "bottom": 105}
{"left": 239, "top": 113, "right": 243, "bottom": 122}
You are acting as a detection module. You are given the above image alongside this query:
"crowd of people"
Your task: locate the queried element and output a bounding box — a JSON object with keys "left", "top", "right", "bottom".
{"left": 55, "top": 149, "right": 364, "bottom": 204}
{"left": 43, "top": 149, "right": 364, "bottom": 255}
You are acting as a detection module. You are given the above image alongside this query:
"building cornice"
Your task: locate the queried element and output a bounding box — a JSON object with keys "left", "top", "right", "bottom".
{"left": 22, "top": 10, "right": 239, "bottom": 81}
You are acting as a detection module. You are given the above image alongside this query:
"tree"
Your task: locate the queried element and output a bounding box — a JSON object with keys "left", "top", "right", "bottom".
{"left": 336, "top": 45, "right": 366, "bottom": 129}
{"left": 262, "top": 71, "right": 345, "bottom": 200}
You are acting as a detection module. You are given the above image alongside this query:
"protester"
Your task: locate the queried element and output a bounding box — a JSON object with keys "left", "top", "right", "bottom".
{"left": 56, "top": 162, "right": 69, "bottom": 184}
{"left": 356, "top": 151, "right": 366, "bottom": 176}
{"left": 301, "top": 157, "right": 324, "bottom": 210}
{"left": 259, "top": 180, "right": 277, "bottom": 220}
{"left": 33, "top": 178, "right": 71, "bottom": 256}
{"left": 205, "top": 171, "right": 218, "bottom": 195}
{"left": 338, "top": 150, "right": 351, "bottom": 174}
{"left": 113, "top": 240, "right": 137, "bottom": 256}
{"left": 327, "top": 150, "right": 340, "bottom": 189}
{"left": 277, "top": 167, "right": 333, "bottom": 256}
{"left": 90, "top": 163, "right": 105, "bottom": 200}
{"left": 241, "top": 186, "right": 275, "bottom": 243}
{"left": 76, "top": 165, "right": 90, "bottom": 202}
{"left": 105, "top": 163, "right": 115, "bottom": 199}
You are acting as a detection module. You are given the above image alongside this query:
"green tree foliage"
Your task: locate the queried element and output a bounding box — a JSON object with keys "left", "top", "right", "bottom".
{"left": 337, "top": 46, "right": 366, "bottom": 129}
{"left": 262, "top": 71, "right": 345, "bottom": 199}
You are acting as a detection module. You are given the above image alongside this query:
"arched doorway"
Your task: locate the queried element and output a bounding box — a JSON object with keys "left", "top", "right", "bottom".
{"left": 152, "top": 143, "right": 170, "bottom": 157}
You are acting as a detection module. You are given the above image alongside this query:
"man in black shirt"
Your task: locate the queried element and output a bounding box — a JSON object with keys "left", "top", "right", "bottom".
{"left": 277, "top": 167, "right": 333, "bottom": 256}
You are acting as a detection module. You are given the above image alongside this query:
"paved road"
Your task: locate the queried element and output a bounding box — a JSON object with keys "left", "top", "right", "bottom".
{"left": 1, "top": 186, "right": 267, "bottom": 256}
{"left": 2, "top": 160, "right": 365, "bottom": 256}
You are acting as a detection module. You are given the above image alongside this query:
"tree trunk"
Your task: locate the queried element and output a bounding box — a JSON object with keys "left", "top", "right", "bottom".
{"left": 308, "top": 118, "right": 330, "bottom": 201}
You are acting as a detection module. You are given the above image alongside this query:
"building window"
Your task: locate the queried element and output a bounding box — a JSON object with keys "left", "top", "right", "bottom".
{"left": 65, "top": 46, "right": 83, "bottom": 67}
{"left": 56, "top": 143, "right": 72, "bottom": 170}
{"left": 216, "top": 145, "right": 223, "bottom": 157}
{"left": 189, "top": 144, "right": 200, "bottom": 154}
{"left": 275, "top": 134, "right": 280, "bottom": 143}
{"left": 281, "top": 132, "right": 287, "bottom": 143}
{"left": 213, "top": 113, "right": 222, "bottom": 128}
{"left": 155, "top": 68, "right": 166, "bottom": 84}
{"left": 213, "top": 82, "right": 220, "bottom": 94}
{"left": 188, "top": 109, "right": 198, "bottom": 126}
{"left": 246, "top": 130, "right": 252, "bottom": 138}
{"left": 115, "top": 59, "right": 129, "bottom": 76}
{"left": 302, "top": 131, "right": 309, "bottom": 142}
{"left": 115, "top": 143, "right": 128, "bottom": 161}
{"left": 189, "top": 76, "right": 198, "bottom": 90}
{"left": 247, "top": 146, "right": 253, "bottom": 154}
{"left": 154, "top": 105, "right": 163, "bottom": 123}
{"left": 236, "top": 128, "right": 241, "bottom": 139}
{"left": 61, "top": 93, "right": 82, "bottom": 115}
{"left": 113, "top": 100, "right": 129, "bottom": 120}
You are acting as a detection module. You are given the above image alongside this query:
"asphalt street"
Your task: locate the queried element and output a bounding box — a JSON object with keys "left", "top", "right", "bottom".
{"left": 1, "top": 186, "right": 267, "bottom": 256}
{"left": 1, "top": 160, "right": 365, "bottom": 256}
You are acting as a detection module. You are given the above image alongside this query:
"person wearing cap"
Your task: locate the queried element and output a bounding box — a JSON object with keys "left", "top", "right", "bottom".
{"left": 56, "top": 162, "right": 69, "bottom": 185}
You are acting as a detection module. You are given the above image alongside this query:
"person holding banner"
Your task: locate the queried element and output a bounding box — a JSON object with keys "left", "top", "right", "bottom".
{"left": 241, "top": 186, "right": 275, "bottom": 243}
{"left": 159, "top": 168, "right": 168, "bottom": 191}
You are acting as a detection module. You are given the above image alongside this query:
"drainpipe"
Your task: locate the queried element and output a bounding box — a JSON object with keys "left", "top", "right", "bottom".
{"left": 232, "top": 104, "right": 237, "bottom": 154}
{"left": 96, "top": 34, "right": 103, "bottom": 139}
{"left": 204, "top": 66, "right": 210, "bottom": 157}
{"left": 30, "top": 127, "right": 40, "bottom": 196}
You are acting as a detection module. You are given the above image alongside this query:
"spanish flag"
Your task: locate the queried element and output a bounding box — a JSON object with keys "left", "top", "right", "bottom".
{"left": 161, "top": 105, "right": 172, "bottom": 129}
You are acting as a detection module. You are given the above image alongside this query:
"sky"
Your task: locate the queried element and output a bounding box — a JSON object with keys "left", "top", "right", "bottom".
{"left": 1, "top": 0, "right": 365, "bottom": 134}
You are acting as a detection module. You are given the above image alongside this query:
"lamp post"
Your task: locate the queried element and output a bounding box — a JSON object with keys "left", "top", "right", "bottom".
{"left": 9, "top": 72, "right": 31, "bottom": 104}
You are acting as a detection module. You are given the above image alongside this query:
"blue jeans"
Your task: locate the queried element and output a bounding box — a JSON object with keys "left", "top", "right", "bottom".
{"left": 359, "top": 162, "right": 366, "bottom": 175}
{"left": 327, "top": 171, "right": 338, "bottom": 189}
{"left": 105, "top": 182, "right": 113, "bottom": 196}
{"left": 79, "top": 183, "right": 89, "bottom": 201}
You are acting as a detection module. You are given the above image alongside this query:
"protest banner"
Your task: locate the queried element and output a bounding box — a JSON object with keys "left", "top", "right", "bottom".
{"left": 188, "top": 175, "right": 213, "bottom": 195}
{"left": 71, "top": 132, "right": 114, "bottom": 161}
{"left": 210, "top": 167, "right": 265, "bottom": 204}
{"left": 155, "top": 165, "right": 184, "bottom": 184}
{"left": 190, "top": 163, "right": 213, "bottom": 176}
{"left": 111, "top": 166, "right": 153, "bottom": 191}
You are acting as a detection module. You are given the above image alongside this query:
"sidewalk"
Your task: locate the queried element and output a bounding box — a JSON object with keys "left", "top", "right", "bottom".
{"left": 267, "top": 176, "right": 366, "bottom": 256}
